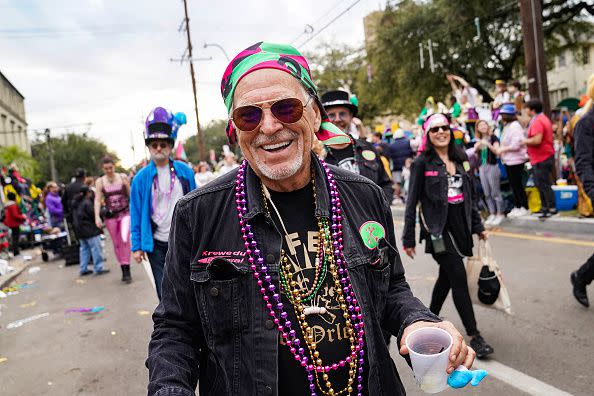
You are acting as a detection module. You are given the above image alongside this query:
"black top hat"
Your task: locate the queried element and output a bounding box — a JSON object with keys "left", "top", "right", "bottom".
{"left": 321, "top": 90, "right": 358, "bottom": 117}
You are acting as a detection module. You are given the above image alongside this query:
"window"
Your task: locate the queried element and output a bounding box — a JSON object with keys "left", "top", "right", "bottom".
{"left": 557, "top": 52, "right": 566, "bottom": 68}
{"left": 581, "top": 46, "right": 590, "bottom": 65}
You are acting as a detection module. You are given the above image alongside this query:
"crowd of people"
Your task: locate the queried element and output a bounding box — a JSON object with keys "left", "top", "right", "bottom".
{"left": 2, "top": 38, "right": 593, "bottom": 396}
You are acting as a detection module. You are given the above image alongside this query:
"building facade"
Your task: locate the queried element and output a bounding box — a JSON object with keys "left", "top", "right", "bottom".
{"left": 0, "top": 71, "right": 29, "bottom": 153}
{"left": 547, "top": 42, "right": 593, "bottom": 107}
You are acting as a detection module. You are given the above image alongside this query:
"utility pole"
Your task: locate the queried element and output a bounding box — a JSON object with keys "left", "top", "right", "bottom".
{"left": 180, "top": 0, "right": 205, "bottom": 160}
{"left": 44, "top": 128, "right": 58, "bottom": 182}
{"left": 519, "top": 0, "right": 550, "bottom": 115}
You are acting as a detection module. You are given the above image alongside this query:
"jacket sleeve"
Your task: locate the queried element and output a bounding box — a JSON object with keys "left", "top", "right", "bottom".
{"left": 376, "top": 156, "right": 394, "bottom": 202}
{"left": 402, "top": 158, "right": 423, "bottom": 248}
{"left": 380, "top": 196, "right": 441, "bottom": 343}
{"left": 574, "top": 112, "right": 594, "bottom": 202}
{"left": 130, "top": 177, "right": 142, "bottom": 252}
{"left": 147, "top": 200, "right": 203, "bottom": 396}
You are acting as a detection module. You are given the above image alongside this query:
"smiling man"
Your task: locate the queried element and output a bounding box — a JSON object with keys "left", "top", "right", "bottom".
{"left": 146, "top": 42, "right": 475, "bottom": 396}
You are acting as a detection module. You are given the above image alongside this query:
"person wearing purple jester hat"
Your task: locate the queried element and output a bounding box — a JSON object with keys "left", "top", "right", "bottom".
{"left": 130, "top": 106, "right": 195, "bottom": 300}
{"left": 147, "top": 42, "right": 477, "bottom": 396}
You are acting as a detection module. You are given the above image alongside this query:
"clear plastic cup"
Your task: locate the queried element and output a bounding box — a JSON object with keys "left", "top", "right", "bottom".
{"left": 405, "top": 327, "right": 453, "bottom": 393}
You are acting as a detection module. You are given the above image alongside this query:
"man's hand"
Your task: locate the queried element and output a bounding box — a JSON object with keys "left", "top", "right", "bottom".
{"left": 400, "top": 321, "right": 476, "bottom": 374}
{"left": 95, "top": 219, "right": 103, "bottom": 229}
{"left": 478, "top": 231, "right": 488, "bottom": 240}
{"left": 404, "top": 247, "right": 416, "bottom": 259}
{"left": 133, "top": 250, "right": 145, "bottom": 263}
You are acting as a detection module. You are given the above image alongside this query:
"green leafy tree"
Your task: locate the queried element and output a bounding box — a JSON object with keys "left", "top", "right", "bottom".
{"left": 0, "top": 146, "right": 40, "bottom": 182}
{"left": 184, "top": 119, "right": 231, "bottom": 163}
{"left": 366, "top": 0, "right": 594, "bottom": 116}
{"left": 31, "top": 133, "right": 120, "bottom": 183}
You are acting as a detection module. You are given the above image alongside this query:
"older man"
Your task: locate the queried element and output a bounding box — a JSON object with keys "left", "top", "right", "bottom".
{"left": 130, "top": 107, "right": 196, "bottom": 300}
{"left": 147, "top": 42, "right": 475, "bottom": 396}
{"left": 322, "top": 90, "right": 393, "bottom": 202}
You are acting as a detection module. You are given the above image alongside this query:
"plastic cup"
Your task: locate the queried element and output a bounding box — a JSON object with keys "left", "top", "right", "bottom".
{"left": 405, "top": 327, "right": 453, "bottom": 393}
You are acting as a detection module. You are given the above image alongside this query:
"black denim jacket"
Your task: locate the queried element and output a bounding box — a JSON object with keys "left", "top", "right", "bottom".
{"left": 325, "top": 138, "right": 394, "bottom": 202}
{"left": 146, "top": 153, "right": 440, "bottom": 396}
{"left": 402, "top": 154, "right": 485, "bottom": 249}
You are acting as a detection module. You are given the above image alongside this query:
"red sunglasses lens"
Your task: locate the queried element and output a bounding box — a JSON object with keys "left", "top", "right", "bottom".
{"left": 270, "top": 98, "right": 304, "bottom": 124}
{"left": 233, "top": 106, "right": 262, "bottom": 131}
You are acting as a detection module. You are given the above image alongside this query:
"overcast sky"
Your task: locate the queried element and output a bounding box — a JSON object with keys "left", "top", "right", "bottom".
{"left": 0, "top": 0, "right": 386, "bottom": 167}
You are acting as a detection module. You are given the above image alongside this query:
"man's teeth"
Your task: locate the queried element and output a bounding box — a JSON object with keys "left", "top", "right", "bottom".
{"left": 263, "top": 141, "right": 290, "bottom": 150}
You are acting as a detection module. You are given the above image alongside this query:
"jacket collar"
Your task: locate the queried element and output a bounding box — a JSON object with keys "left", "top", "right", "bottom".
{"left": 243, "top": 152, "right": 330, "bottom": 221}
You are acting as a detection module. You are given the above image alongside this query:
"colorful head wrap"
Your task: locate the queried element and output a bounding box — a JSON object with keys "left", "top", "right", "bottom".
{"left": 418, "top": 113, "right": 451, "bottom": 153}
{"left": 220, "top": 42, "right": 351, "bottom": 145}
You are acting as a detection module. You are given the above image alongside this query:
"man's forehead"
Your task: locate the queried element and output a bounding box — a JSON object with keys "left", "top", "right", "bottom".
{"left": 233, "top": 70, "right": 303, "bottom": 106}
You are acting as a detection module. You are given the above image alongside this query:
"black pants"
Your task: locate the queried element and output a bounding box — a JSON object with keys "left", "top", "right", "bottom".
{"left": 430, "top": 252, "right": 478, "bottom": 336}
{"left": 532, "top": 156, "right": 556, "bottom": 212}
{"left": 10, "top": 227, "right": 20, "bottom": 256}
{"left": 505, "top": 164, "right": 528, "bottom": 209}
{"left": 576, "top": 253, "right": 594, "bottom": 285}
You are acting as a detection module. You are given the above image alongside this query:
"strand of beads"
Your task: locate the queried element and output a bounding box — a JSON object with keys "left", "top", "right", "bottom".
{"left": 234, "top": 159, "right": 365, "bottom": 396}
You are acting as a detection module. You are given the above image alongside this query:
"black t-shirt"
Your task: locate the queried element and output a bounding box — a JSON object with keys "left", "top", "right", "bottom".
{"left": 267, "top": 184, "right": 355, "bottom": 395}
{"left": 328, "top": 145, "right": 360, "bottom": 175}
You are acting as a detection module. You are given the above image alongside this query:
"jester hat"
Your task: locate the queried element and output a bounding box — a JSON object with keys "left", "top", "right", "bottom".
{"left": 220, "top": 42, "right": 351, "bottom": 146}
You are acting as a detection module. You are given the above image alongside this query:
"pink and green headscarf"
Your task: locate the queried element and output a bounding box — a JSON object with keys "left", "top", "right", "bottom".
{"left": 221, "top": 42, "right": 351, "bottom": 145}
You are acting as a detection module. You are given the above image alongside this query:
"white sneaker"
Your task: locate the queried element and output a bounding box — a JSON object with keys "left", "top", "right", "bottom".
{"left": 516, "top": 207, "right": 530, "bottom": 217}
{"left": 507, "top": 208, "right": 519, "bottom": 218}
{"left": 484, "top": 215, "right": 496, "bottom": 225}
{"left": 491, "top": 214, "right": 505, "bottom": 226}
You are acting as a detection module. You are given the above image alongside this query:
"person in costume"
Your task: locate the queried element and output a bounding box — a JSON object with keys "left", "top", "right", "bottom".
{"left": 403, "top": 113, "right": 494, "bottom": 359}
{"left": 147, "top": 42, "right": 478, "bottom": 396}
{"left": 130, "top": 107, "right": 195, "bottom": 300}
{"left": 322, "top": 89, "right": 393, "bottom": 202}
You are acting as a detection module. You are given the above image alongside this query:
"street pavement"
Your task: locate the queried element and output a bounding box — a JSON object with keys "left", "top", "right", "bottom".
{"left": 1, "top": 220, "right": 593, "bottom": 396}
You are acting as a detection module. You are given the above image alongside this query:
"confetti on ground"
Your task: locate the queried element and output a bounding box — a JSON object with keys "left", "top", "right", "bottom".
{"left": 111, "top": 331, "right": 116, "bottom": 336}
{"left": 1, "top": 281, "right": 37, "bottom": 294}
{"left": 137, "top": 310, "right": 151, "bottom": 316}
{"left": 65, "top": 307, "right": 105, "bottom": 314}
{"left": 75, "top": 279, "right": 86, "bottom": 284}
{"left": 6, "top": 312, "right": 50, "bottom": 329}
{"left": 20, "top": 301, "right": 37, "bottom": 308}
{"left": 0, "top": 357, "right": 7, "bottom": 364}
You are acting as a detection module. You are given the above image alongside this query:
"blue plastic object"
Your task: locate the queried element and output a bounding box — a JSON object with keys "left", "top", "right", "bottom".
{"left": 552, "top": 185, "right": 578, "bottom": 211}
{"left": 448, "top": 366, "right": 488, "bottom": 389}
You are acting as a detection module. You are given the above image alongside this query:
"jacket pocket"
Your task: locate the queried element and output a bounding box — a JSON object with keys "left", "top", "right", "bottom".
{"left": 424, "top": 176, "right": 442, "bottom": 202}
{"left": 191, "top": 258, "right": 249, "bottom": 338}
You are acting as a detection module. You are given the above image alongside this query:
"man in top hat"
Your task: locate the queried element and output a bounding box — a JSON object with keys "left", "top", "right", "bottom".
{"left": 321, "top": 90, "right": 393, "bottom": 202}
{"left": 130, "top": 107, "right": 196, "bottom": 300}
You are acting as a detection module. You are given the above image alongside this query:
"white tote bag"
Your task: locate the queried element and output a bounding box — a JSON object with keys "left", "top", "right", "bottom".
{"left": 466, "top": 240, "right": 512, "bottom": 315}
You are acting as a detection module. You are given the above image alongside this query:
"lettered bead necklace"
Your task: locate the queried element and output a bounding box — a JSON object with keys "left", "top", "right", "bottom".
{"left": 234, "top": 159, "right": 366, "bottom": 396}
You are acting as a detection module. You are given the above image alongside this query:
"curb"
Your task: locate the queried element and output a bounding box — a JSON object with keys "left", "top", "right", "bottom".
{"left": 0, "top": 261, "right": 33, "bottom": 289}
{"left": 390, "top": 205, "right": 594, "bottom": 236}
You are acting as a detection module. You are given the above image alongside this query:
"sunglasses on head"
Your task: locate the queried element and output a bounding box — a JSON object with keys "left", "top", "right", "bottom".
{"left": 149, "top": 141, "right": 170, "bottom": 149}
{"left": 327, "top": 110, "right": 350, "bottom": 121}
{"left": 231, "top": 96, "right": 313, "bottom": 132}
{"left": 428, "top": 125, "right": 450, "bottom": 134}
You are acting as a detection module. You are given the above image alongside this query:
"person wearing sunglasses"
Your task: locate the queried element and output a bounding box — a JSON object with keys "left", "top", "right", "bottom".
{"left": 129, "top": 106, "right": 196, "bottom": 300}
{"left": 322, "top": 89, "right": 394, "bottom": 202}
{"left": 402, "top": 113, "right": 494, "bottom": 359}
{"left": 147, "top": 42, "right": 476, "bottom": 396}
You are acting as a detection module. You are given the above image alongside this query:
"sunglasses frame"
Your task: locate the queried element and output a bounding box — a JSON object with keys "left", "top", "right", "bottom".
{"left": 148, "top": 141, "right": 170, "bottom": 149}
{"left": 230, "top": 96, "right": 313, "bottom": 132}
{"left": 428, "top": 125, "right": 451, "bottom": 134}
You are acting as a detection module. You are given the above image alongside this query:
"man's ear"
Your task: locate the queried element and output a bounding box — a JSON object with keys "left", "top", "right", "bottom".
{"left": 313, "top": 102, "right": 322, "bottom": 131}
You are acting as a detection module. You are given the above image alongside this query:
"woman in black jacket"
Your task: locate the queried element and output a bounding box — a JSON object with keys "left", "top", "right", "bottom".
{"left": 402, "top": 113, "right": 494, "bottom": 358}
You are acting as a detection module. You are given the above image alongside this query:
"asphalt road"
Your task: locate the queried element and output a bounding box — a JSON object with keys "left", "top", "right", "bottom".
{"left": 1, "top": 222, "right": 593, "bottom": 396}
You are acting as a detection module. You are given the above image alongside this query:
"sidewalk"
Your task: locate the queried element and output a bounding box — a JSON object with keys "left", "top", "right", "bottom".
{"left": 0, "top": 249, "right": 41, "bottom": 289}
{"left": 391, "top": 204, "right": 594, "bottom": 237}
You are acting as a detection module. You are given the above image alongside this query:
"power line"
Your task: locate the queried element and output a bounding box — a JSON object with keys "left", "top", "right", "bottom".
{"left": 296, "top": 0, "right": 362, "bottom": 49}
{"left": 289, "top": 0, "right": 347, "bottom": 45}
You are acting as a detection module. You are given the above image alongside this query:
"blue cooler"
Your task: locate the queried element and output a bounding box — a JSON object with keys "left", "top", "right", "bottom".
{"left": 552, "top": 185, "right": 578, "bottom": 211}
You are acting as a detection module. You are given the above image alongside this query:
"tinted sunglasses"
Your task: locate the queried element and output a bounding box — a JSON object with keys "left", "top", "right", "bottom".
{"left": 428, "top": 125, "right": 450, "bottom": 134}
{"left": 149, "top": 141, "right": 170, "bottom": 149}
{"left": 231, "top": 96, "right": 313, "bottom": 132}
